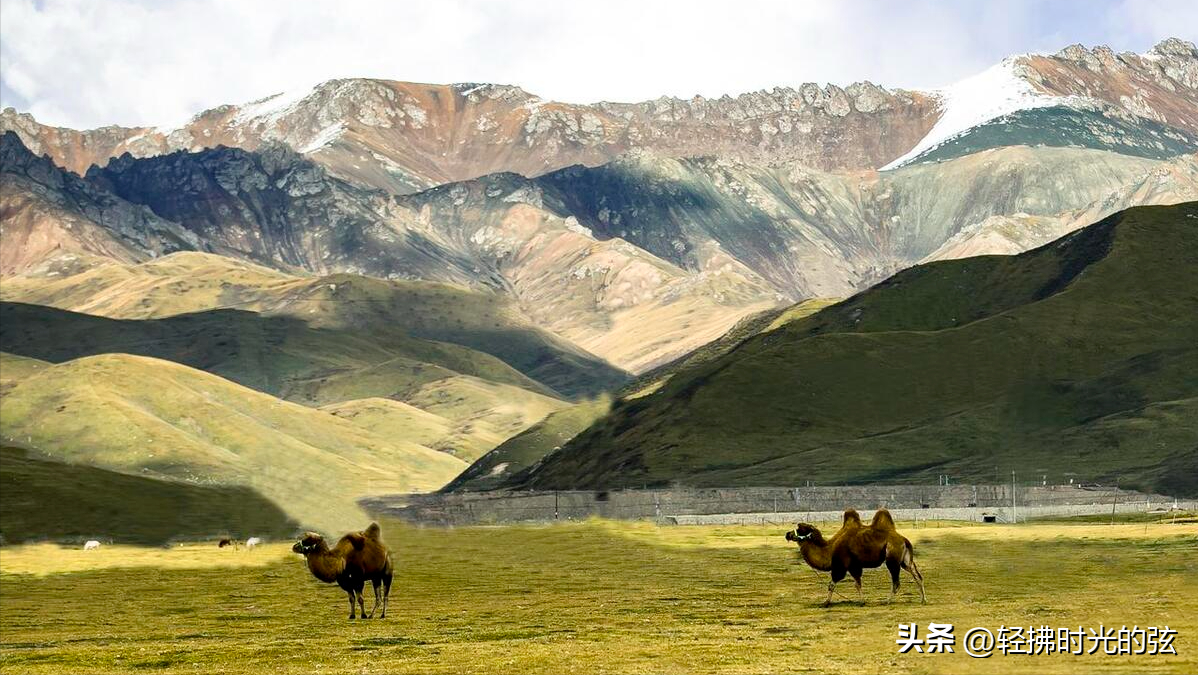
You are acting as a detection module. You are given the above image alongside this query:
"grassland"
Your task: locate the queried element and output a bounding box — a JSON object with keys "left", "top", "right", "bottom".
{"left": 514, "top": 203, "right": 1198, "bottom": 495}
{"left": 0, "top": 519, "right": 1194, "bottom": 674}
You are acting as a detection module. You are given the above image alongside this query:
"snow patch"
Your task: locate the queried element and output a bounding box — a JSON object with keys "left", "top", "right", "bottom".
{"left": 234, "top": 84, "right": 319, "bottom": 125}
{"left": 882, "top": 58, "right": 1065, "bottom": 170}
{"left": 298, "top": 123, "right": 344, "bottom": 153}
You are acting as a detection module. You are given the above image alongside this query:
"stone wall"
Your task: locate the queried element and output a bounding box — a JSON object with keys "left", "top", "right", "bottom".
{"left": 364, "top": 484, "right": 1189, "bottom": 527}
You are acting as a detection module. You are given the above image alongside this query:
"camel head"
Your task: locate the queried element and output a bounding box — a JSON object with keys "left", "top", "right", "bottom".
{"left": 292, "top": 532, "right": 326, "bottom": 555}
{"left": 785, "top": 523, "right": 821, "bottom": 544}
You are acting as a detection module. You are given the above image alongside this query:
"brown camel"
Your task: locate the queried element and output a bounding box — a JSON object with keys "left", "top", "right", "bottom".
{"left": 293, "top": 522, "right": 394, "bottom": 619}
{"left": 786, "top": 508, "right": 926, "bottom": 606}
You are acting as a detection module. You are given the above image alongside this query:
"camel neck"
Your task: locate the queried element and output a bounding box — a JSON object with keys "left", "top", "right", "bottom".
{"left": 799, "top": 533, "right": 833, "bottom": 571}
{"left": 305, "top": 547, "right": 346, "bottom": 583}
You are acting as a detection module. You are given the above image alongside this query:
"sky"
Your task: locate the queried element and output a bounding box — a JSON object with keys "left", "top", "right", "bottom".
{"left": 1, "top": 0, "right": 1195, "bottom": 130}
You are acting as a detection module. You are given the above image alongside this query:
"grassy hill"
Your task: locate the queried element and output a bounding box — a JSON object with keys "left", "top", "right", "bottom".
{"left": 443, "top": 396, "right": 613, "bottom": 492}
{"left": 500, "top": 203, "right": 1198, "bottom": 496}
{"left": 0, "top": 253, "right": 627, "bottom": 399}
{"left": 322, "top": 389, "right": 562, "bottom": 464}
{"left": 0, "top": 352, "right": 466, "bottom": 533}
{"left": 0, "top": 446, "right": 296, "bottom": 545}
{"left": 447, "top": 300, "right": 839, "bottom": 491}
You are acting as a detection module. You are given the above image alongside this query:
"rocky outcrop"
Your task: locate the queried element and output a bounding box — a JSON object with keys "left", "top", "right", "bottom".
{"left": 0, "top": 132, "right": 200, "bottom": 274}
{"left": 5, "top": 39, "right": 1196, "bottom": 197}
{"left": 1026, "top": 39, "right": 1198, "bottom": 135}
{"left": 3, "top": 78, "right": 937, "bottom": 195}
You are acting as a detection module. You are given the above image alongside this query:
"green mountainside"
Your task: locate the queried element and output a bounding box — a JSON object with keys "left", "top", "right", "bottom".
{"left": 910, "top": 106, "right": 1198, "bottom": 166}
{"left": 0, "top": 446, "right": 297, "bottom": 545}
{"left": 498, "top": 203, "right": 1198, "bottom": 496}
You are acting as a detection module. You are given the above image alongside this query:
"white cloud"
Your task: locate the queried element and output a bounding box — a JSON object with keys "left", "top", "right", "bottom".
{"left": 0, "top": 0, "right": 1193, "bottom": 129}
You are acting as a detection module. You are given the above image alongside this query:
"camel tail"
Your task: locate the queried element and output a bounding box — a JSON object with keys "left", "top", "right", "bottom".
{"left": 365, "top": 522, "right": 382, "bottom": 541}
{"left": 902, "top": 538, "right": 924, "bottom": 581}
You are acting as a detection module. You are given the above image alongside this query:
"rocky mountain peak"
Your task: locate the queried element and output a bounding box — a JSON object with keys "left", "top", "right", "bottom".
{"left": 1151, "top": 37, "right": 1198, "bottom": 58}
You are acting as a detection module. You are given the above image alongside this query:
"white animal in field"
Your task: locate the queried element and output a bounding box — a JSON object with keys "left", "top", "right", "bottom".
{"left": 245, "top": 537, "right": 262, "bottom": 549}
{"left": 83, "top": 540, "right": 101, "bottom": 550}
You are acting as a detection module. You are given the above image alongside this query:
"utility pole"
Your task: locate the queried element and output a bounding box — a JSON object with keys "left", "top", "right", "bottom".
{"left": 1011, "top": 470, "right": 1017, "bottom": 524}
{"left": 1110, "top": 477, "right": 1120, "bottom": 525}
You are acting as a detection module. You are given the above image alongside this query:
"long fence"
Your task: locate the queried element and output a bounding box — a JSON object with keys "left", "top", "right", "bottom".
{"left": 362, "top": 484, "right": 1193, "bottom": 527}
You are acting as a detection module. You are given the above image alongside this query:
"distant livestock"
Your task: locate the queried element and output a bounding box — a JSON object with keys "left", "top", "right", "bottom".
{"left": 786, "top": 508, "right": 926, "bottom": 606}
{"left": 293, "top": 522, "right": 394, "bottom": 619}
{"left": 218, "top": 538, "right": 234, "bottom": 548}
{"left": 245, "top": 537, "right": 262, "bottom": 549}
{"left": 83, "top": 540, "right": 101, "bottom": 551}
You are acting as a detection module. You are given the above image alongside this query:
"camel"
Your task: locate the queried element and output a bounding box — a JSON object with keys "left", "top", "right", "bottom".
{"left": 293, "top": 522, "right": 394, "bottom": 619}
{"left": 786, "top": 508, "right": 926, "bottom": 606}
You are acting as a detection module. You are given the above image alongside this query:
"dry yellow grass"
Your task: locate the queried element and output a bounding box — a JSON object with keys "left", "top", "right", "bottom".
{"left": 1, "top": 519, "right": 1195, "bottom": 674}
{"left": 0, "top": 542, "right": 293, "bottom": 576}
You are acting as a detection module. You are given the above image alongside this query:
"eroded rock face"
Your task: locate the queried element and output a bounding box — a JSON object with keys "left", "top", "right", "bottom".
{"left": 2, "top": 77, "right": 938, "bottom": 196}
{"left": 5, "top": 38, "right": 1194, "bottom": 197}
{"left": 1024, "top": 39, "right": 1198, "bottom": 136}
{"left": 0, "top": 132, "right": 199, "bottom": 274}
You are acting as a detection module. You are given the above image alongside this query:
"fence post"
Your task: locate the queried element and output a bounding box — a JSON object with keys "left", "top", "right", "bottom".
{"left": 555, "top": 491, "right": 559, "bottom": 521}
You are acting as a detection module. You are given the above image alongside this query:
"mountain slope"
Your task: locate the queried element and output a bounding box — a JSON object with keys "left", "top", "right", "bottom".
{"left": 0, "top": 131, "right": 200, "bottom": 275}
{"left": 500, "top": 203, "right": 1198, "bottom": 497}
{"left": 0, "top": 252, "right": 628, "bottom": 399}
{"left": 0, "top": 445, "right": 296, "bottom": 545}
{"left": 0, "top": 353, "right": 467, "bottom": 533}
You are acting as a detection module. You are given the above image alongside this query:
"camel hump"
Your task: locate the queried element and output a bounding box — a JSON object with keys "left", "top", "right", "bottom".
{"left": 842, "top": 509, "right": 863, "bottom": 526}
{"left": 870, "top": 509, "right": 897, "bottom": 530}
{"left": 364, "top": 522, "right": 382, "bottom": 540}
{"left": 345, "top": 532, "right": 367, "bottom": 551}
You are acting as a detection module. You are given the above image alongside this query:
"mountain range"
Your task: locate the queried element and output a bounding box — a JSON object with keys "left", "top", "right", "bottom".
{"left": 2, "top": 38, "right": 1197, "bottom": 534}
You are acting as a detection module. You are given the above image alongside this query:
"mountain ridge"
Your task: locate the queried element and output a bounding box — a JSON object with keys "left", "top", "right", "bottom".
{"left": 485, "top": 202, "right": 1198, "bottom": 497}
{"left": 4, "top": 39, "right": 1194, "bottom": 194}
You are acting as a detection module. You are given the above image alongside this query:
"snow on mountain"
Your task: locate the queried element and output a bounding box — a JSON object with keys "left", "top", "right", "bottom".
{"left": 881, "top": 58, "right": 1067, "bottom": 170}
{"left": 232, "top": 84, "right": 320, "bottom": 125}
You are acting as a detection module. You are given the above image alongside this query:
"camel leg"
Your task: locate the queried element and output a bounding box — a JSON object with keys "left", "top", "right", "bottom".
{"left": 367, "top": 579, "right": 382, "bottom": 618}
{"left": 346, "top": 590, "right": 357, "bottom": 620}
{"left": 902, "top": 552, "right": 927, "bottom": 604}
{"left": 885, "top": 558, "right": 901, "bottom": 603}
{"left": 356, "top": 584, "right": 369, "bottom": 619}
{"left": 850, "top": 566, "right": 864, "bottom": 604}
{"left": 380, "top": 572, "right": 392, "bottom": 619}
{"left": 824, "top": 565, "right": 846, "bottom": 607}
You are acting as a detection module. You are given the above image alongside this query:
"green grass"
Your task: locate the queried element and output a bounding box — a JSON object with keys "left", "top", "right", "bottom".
{"left": 0, "top": 446, "right": 295, "bottom": 545}
{"left": 510, "top": 203, "right": 1198, "bottom": 495}
{"left": 1, "top": 520, "right": 1195, "bottom": 673}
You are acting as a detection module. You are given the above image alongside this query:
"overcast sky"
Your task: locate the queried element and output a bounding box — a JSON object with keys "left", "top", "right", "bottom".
{"left": 1, "top": 0, "right": 1195, "bottom": 129}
